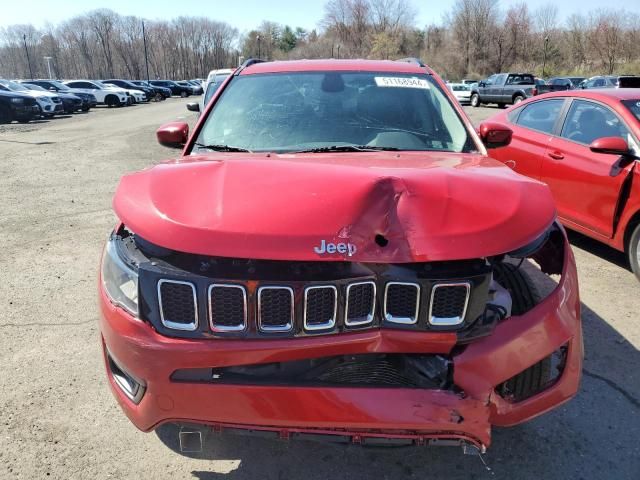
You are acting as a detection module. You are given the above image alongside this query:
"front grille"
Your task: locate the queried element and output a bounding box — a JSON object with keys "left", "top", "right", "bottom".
{"left": 258, "top": 287, "right": 294, "bottom": 332}
{"left": 304, "top": 286, "right": 337, "bottom": 331}
{"left": 345, "top": 281, "right": 376, "bottom": 326}
{"left": 384, "top": 282, "right": 420, "bottom": 324}
{"left": 209, "top": 284, "right": 247, "bottom": 332}
{"left": 158, "top": 280, "right": 198, "bottom": 331}
{"left": 429, "top": 283, "right": 470, "bottom": 326}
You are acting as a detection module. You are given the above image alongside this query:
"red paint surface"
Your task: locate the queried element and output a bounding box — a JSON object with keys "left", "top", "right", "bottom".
{"left": 98, "top": 235, "right": 581, "bottom": 448}
{"left": 114, "top": 153, "right": 556, "bottom": 262}
{"left": 486, "top": 89, "right": 640, "bottom": 251}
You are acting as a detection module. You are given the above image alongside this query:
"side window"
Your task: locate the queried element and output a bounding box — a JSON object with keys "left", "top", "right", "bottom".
{"left": 561, "top": 100, "right": 631, "bottom": 146}
{"left": 485, "top": 75, "right": 496, "bottom": 86}
{"left": 594, "top": 78, "right": 605, "bottom": 88}
{"left": 514, "top": 99, "right": 564, "bottom": 134}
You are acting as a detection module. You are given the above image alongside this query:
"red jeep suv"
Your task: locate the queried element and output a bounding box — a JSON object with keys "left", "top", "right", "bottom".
{"left": 98, "top": 59, "right": 582, "bottom": 453}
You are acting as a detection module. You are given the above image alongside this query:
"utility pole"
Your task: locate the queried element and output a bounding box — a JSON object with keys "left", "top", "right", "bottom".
{"left": 23, "top": 34, "right": 34, "bottom": 79}
{"left": 142, "top": 20, "right": 150, "bottom": 82}
{"left": 257, "top": 35, "right": 261, "bottom": 59}
{"left": 44, "top": 56, "right": 53, "bottom": 78}
{"left": 542, "top": 36, "right": 549, "bottom": 78}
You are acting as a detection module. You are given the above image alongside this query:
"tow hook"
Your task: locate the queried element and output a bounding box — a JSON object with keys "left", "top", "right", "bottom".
{"left": 179, "top": 425, "right": 204, "bottom": 453}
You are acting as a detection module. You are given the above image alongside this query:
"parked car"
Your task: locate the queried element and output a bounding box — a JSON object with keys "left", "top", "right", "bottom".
{"left": 485, "top": 89, "right": 640, "bottom": 279}
{"left": 181, "top": 80, "right": 203, "bottom": 95}
{"left": 470, "top": 73, "right": 536, "bottom": 107}
{"left": 103, "top": 79, "right": 155, "bottom": 101}
{"left": 534, "top": 76, "right": 586, "bottom": 95}
{"left": 461, "top": 78, "right": 478, "bottom": 85}
{"left": 100, "top": 58, "right": 581, "bottom": 454}
{"left": 131, "top": 80, "right": 170, "bottom": 100}
{"left": 578, "top": 76, "right": 640, "bottom": 89}
{"left": 24, "top": 79, "right": 97, "bottom": 111}
{"left": 149, "top": 80, "right": 191, "bottom": 97}
{"left": 447, "top": 82, "right": 472, "bottom": 104}
{"left": 95, "top": 81, "right": 145, "bottom": 104}
{"left": 186, "top": 70, "right": 233, "bottom": 114}
{"left": 20, "top": 82, "right": 82, "bottom": 114}
{"left": 64, "top": 80, "right": 128, "bottom": 107}
{"left": 0, "top": 79, "right": 63, "bottom": 117}
{"left": 0, "top": 89, "right": 40, "bottom": 123}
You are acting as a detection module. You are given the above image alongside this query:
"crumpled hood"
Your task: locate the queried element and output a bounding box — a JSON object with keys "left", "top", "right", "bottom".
{"left": 113, "top": 152, "right": 556, "bottom": 262}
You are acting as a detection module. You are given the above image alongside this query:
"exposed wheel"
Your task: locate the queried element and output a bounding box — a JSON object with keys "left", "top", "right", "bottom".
{"left": 154, "top": 92, "right": 163, "bottom": 102}
{"left": 105, "top": 95, "right": 119, "bottom": 107}
{"left": 627, "top": 222, "right": 640, "bottom": 282}
{"left": 497, "top": 103, "right": 506, "bottom": 109}
{"left": 493, "top": 262, "right": 539, "bottom": 315}
{"left": 493, "top": 262, "right": 550, "bottom": 401}
{"left": 180, "top": 90, "right": 188, "bottom": 98}
{"left": 82, "top": 106, "right": 90, "bottom": 112}
{"left": 513, "top": 95, "right": 525, "bottom": 105}
{"left": 470, "top": 93, "right": 480, "bottom": 107}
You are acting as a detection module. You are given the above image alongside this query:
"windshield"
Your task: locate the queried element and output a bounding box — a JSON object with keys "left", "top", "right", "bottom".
{"left": 24, "top": 84, "right": 46, "bottom": 91}
{"left": 0, "top": 80, "right": 29, "bottom": 91}
{"left": 195, "top": 72, "right": 471, "bottom": 153}
{"left": 622, "top": 100, "right": 640, "bottom": 123}
{"left": 49, "top": 80, "right": 70, "bottom": 91}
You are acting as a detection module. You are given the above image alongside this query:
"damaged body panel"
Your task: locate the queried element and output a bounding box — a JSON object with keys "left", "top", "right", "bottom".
{"left": 99, "top": 59, "right": 582, "bottom": 453}
{"left": 114, "top": 153, "right": 556, "bottom": 263}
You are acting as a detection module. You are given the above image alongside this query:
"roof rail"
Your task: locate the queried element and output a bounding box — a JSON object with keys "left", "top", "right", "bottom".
{"left": 396, "top": 57, "right": 426, "bottom": 67}
{"left": 235, "top": 58, "right": 267, "bottom": 75}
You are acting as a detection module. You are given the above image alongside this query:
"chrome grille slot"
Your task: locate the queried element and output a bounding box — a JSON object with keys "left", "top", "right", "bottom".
{"left": 384, "top": 282, "right": 420, "bottom": 325}
{"left": 158, "top": 279, "right": 198, "bottom": 331}
{"left": 304, "top": 285, "right": 337, "bottom": 331}
{"left": 345, "top": 281, "right": 376, "bottom": 326}
{"left": 429, "top": 283, "right": 470, "bottom": 326}
{"left": 208, "top": 284, "right": 247, "bottom": 332}
{"left": 258, "top": 286, "right": 294, "bottom": 332}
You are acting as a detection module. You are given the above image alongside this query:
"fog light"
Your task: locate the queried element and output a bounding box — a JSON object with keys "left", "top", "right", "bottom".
{"left": 107, "top": 350, "right": 145, "bottom": 404}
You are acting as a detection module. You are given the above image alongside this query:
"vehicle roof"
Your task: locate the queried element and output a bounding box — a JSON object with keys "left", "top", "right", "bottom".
{"left": 540, "top": 88, "right": 640, "bottom": 101}
{"left": 240, "top": 59, "right": 434, "bottom": 75}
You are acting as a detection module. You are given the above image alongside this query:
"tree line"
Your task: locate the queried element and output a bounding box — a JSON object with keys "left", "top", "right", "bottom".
{"left": 1, "top": 0, "right": 638, "bottom": 81}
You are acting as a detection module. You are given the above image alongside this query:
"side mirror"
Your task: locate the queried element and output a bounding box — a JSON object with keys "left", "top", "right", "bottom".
{"left": 589, "top": 137, "right": 630, "bottom": 156}
{"left": 478, "top": 122, "right": 513, "bottom": 149}
{"left": 156, "top": 122, "right": 189, "bottom": 149}
{"left": 479, "top": 81, "right": 486, "bottom": 87}
{"left": 186, "top": 102, "right": 200, "bottom": 112}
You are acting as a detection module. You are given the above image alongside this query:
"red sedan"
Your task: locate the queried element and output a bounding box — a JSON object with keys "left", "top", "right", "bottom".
{"left": 484, "top": 89, "right": 640, "bottom": 280}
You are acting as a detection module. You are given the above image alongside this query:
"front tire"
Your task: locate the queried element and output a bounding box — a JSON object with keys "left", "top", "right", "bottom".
{"left": 470, "top": 93, "right": 480, "bottom": 107}
{"left": 180, "top": 90, "right": 188, "bottom": 98}
{"left": 105, "top": 95, "right": 119, "bottom": 108}
{"left": 627, "top": 223, "right": 640, "bottom": 281}
{"left": 493, "top": 262, "right": 551, "bottom": 400}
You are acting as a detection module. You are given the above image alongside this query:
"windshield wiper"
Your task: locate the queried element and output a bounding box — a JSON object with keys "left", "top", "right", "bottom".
{"left": 194, "top": 143, "right": 252, "bottom": 153}
{"left": 292, "top": 145, "right": 399, "bottom": 153}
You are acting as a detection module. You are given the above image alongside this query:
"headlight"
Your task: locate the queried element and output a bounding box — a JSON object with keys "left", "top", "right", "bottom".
{"left": 102, "top": 236, "right": 139, "bottom": 316}
{"left": 10, "top": 97, "right": 24, "bottom": 104}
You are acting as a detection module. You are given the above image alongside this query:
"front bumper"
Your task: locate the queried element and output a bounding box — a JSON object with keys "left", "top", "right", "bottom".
{"left": 12, "top": 105, "right": 39, "bottom": 121}
{"left": 99, "top": 238, "right": 581, "bottom": 450}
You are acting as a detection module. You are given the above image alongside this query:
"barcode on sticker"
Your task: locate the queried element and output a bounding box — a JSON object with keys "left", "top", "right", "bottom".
{"left": 374, "top": 77, "right": 430, "bottom": 89}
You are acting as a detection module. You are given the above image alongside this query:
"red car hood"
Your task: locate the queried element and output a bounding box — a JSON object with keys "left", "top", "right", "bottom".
{"left": 113, "top": 152, "right": 556, "bottom": 262}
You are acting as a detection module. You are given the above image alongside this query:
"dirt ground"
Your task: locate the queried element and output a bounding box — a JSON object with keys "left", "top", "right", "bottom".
{"left": 0, "top": 100, "right": 638, "bottom": 480}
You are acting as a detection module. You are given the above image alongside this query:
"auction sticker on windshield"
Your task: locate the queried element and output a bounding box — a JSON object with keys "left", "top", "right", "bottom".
{"left": 374, "top": 77, "right": 430, "bottom": 89}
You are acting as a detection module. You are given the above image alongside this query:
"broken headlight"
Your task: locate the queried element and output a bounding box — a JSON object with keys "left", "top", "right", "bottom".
{"left": 101, "top": 235, "right": 139, "bottom": 316}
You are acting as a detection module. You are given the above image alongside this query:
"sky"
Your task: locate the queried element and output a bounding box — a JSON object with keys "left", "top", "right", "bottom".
{"left": 1, "top": 0, "right": 638, "bottom": 32}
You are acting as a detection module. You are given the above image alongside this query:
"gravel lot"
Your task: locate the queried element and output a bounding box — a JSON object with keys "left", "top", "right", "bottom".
{"left": 0, "top": 101, "right": 638, "bottom": 479}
